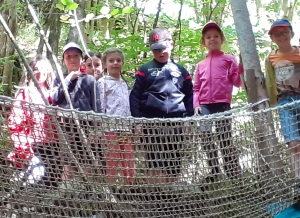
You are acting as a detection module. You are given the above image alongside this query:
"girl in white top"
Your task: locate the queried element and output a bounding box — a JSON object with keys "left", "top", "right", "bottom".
{"left": 98, "top": 48, "right": 135, "bottom": 185}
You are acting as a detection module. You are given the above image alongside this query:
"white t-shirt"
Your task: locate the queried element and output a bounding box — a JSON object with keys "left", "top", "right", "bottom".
{"left": 97, "top": 75, "right": 131, "bottom": 131}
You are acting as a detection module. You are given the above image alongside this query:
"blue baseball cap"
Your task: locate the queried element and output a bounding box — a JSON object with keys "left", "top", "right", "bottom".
{"left": 268, "top": 18, "right": 293, "bottom": 35}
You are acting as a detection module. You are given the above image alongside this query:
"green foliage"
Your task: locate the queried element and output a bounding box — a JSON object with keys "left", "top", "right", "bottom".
{"left": 56, "top": 0, "right": 78, "bottom": 11}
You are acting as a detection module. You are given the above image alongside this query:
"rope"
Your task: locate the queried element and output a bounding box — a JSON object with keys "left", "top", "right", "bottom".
{"left": 0, "top": 94, "right": 297, "bottom": 217}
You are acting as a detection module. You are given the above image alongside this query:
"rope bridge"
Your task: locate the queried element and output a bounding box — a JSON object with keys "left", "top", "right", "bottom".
{"left": 0, "top": 95, "right": 298, "bottom": 218}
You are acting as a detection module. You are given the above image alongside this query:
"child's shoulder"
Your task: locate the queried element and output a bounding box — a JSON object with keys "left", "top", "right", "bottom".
{"left": 170, "top": 61, "right": 189, "bottom": 74}
{"left": 269, "top": 46, "right": 300, "bottom": 63}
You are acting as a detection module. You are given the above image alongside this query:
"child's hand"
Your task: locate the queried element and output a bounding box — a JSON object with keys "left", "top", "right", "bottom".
{"left": 88, "top": 130, "right": 102, "bottom": 143}
{"left": 66, "top": 71, "right": 80, "bottom": 82}
{"left": 134, "top": 124, "right": 143, "bottom": 135}
{"left": 194, "top": 106, "right": 201, "bottom": 116}
{"left": 239, "top": 53, "right": 243, "bottom": 65}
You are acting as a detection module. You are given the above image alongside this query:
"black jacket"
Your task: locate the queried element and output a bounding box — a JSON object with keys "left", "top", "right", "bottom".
{"left": 52, "top": 73, "right": 101, "bottom": 113}
{"left": 130, "top": 59, "right": 193, "bottom": 118}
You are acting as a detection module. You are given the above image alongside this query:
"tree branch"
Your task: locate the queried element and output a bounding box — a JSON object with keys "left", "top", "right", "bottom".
{"left": 153, "top": 0, "right": 162, "bottom": 28}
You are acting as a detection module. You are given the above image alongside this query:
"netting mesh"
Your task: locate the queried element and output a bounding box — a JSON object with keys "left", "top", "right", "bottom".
{"left": 0, "top": 95, "right": 299, "bottom": 218}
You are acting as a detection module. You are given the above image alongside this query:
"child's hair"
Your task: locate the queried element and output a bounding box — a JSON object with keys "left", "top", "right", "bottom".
{"left": 200, "top": 27, "right": 225, "bottom": 46}
{"left": 102, "top": 48, "right": 129, "bottom": 88}
{"left": 27, "top": 56, "right": 54, "bottom": 90}
{"left": 17, "top": 56, "right": 54, "bottom": 100}
{"left": 83, "top": 51, "right": 102, "bottom": 62}
{"left": 102, "top": 48, "right": 125, "bottom": 72}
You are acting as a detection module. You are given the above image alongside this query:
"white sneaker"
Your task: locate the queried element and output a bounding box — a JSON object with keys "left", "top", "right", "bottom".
{"left": 103, "top": 186, "right": 117, "bottom": 203}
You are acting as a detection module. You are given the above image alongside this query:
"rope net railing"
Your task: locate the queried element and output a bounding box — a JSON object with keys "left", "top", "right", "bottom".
{"left": 0, "top": 95, "right": 298, "bottom": 218}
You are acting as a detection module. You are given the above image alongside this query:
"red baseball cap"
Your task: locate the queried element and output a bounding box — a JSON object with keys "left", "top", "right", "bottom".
{"left": 202, "top": 22, "right": 222, "bottom": 34}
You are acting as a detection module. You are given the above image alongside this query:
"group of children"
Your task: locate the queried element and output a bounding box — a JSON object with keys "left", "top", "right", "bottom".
{"left": 6, "top": 18, "right": 300, "bottom": 193}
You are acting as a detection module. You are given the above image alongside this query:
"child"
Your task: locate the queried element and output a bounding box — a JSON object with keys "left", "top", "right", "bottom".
{"left": 97, "top": 48, "right": 135, "bottom": 188}
{"left": 7, "top": 56, "right": 60, "bottom": 187}
{"left": 130, "top": 27, "right": 194, "bottom": 185}
{"left": 265, "top": 18, "right": 300, "bottom": 183}
{"left": 51, "top": 42, "right": 101, "bottom": 182}
{"left": 83, "top": 51, "right": 103, "bottom": 81}
{"left": 193, "top": 22, "right": 243, "bottom": 181}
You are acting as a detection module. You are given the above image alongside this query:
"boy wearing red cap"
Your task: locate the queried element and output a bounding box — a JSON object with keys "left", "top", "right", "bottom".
{"left": 130, "top": 28, "right": 194, "bottom": 185}
{"left": 265, "top": 18, "right": 300, "bottom": 184}
{"left": 193, "top": 22, "right": 243, "bottom": 182}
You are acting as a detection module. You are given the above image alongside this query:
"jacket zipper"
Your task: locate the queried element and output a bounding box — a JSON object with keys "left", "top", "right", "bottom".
{"left": 209, "top": 52, "right": 212, "bottom": 103}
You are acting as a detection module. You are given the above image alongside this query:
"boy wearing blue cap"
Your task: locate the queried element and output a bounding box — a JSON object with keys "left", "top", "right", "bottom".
{"left": 265, "top": 18, "right": 300, "bottom": 184}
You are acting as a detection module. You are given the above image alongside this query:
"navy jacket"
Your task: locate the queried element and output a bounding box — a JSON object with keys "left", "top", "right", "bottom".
{"left": 130, "top": 59, "right": 193, "bottom": 118}
{"left": 52, "top": 73, "right": 101, "bottom": 113}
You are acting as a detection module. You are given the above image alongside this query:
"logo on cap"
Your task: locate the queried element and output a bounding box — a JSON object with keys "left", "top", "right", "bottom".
{"left": 152, "top": 34, "right": 159, "bottom": 42}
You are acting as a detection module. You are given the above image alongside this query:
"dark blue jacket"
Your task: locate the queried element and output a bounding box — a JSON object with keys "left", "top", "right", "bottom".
{"left": 52, "top": 73, "right": 101, "bottom": 113}
{"left": 130, "top": 59, "right": 193, "bottom": 118}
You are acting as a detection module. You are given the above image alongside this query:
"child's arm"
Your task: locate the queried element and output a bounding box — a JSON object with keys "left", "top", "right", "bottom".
{"left": 51, "top": 75, "right": 72, "bottom": 105}
{"left": 228, "top": 56, "right": 243, "bottom": 87}
{"left": 265, "top": 58, "right": 278, "bottom": 106}
{"left": 8, "top": 91, "right": 27, "bottom": 133}
{"left": 129, "top": 69, "right": 146, "bottom": 117}
{"left": 193, "top": 64, "right": 201, "bottom": 109}
{"left": 90, "top": 78, "right": 102, "bottom": 113}
{"left": 181, "top": 67, "right": 194, "bottom": 117}
{"left": 51, "top": 72, "right": 80, "bottom": 106}
{"left": 97, "top": 79, "right": 105, "bottom": 113}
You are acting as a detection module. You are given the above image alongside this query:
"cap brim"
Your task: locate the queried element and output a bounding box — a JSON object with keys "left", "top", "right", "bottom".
{"left": 150, "top": 41, "right": 169, "bottom": 50}
{"left": 63, "top": 47, "right": 82, "bottom": 54}
{"left": 268, "top": 24, "right": 291, "bottom": 34}
{"left": 202, "top": 23, "right": 221, "bottom": 34}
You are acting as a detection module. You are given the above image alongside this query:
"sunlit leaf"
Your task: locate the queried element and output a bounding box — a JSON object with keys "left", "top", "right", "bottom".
{"left": 60, "top": 0, "right": 70, "bottom": 6}
{"left": 122, "top": 6, "right": 133, "bottom": 14}
{"left": 110, "top": 9, "right": 119, "bottom": 16}
{"left": 85, "top": 13, "right": 95, "bottom": 22}
{"left": 67, "top": 2, "right": 78, "bottom": 10}
{"left": 55, "top": 3, "right": 64, "bottom": 11}
{"left": 100, "top": 6, "right": 110, "bottom": 15}
{"left": 60, "top": 14, "right": 70, "bottom": 21}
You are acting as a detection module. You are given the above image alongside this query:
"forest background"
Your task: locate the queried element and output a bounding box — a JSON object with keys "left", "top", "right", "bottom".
{"left": 0, "top": 0, "right": 298, "bottom": 108}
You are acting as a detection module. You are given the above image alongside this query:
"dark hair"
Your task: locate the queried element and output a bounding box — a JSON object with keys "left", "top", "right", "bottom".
{"left": 83, "top": 51, "right": 102, "bottom": 62}
{"left": 200, "top": 27, "right": 225, "bottom": 46}
{"left": 102, "top": 48, "right": 129, "bottom": 88}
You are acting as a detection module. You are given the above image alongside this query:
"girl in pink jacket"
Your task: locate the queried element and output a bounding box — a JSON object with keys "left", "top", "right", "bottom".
{"left": 193, "top": 22, "right": 243, "bottom": 182}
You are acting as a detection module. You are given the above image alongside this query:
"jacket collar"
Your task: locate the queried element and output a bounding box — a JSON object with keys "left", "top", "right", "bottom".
{"left": 206, "top": 50, "right": 224, "bottom": 57}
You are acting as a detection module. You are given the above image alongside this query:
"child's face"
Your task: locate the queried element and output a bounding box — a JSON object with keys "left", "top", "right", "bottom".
{"left": 85, "top": 56, "right": 103, "bottom": 79}
{"left": 103, "top": 52, "right": 124, "bottom": 78}
{"left": 203, "top": 29, "right": 223, "bottom": 51}
{"left": 270, "top": 27, "right": 293, "bottom": 47}
{"left": 63, "top": 49, "right": 82, "bottom": 73}
{"left": 32, "top": 60, "right": 49, "bottom": 86}
{"left": 152, "top": 41, "right": 173, "bottom": 63}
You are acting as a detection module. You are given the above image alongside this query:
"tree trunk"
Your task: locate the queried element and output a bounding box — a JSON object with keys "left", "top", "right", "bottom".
{"left": 0, "top": 0, "right": 17, "bottom": 96}
{"left": 66, "top": 0, "right": 86, "bottom": 44}
{"left": 36, "top": 1, "right": 57, "bottom": 55}
{"left": 46, "top": 7, "right": 62, "bottom": 73}
{"left": 230, "top": 0, "right": 285, "bottom": 187}
{"left": 153, "top": 0, "right": 162, "bottom": 28}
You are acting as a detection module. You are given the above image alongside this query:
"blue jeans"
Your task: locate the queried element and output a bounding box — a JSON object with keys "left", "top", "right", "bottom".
{"left": 278, "top": 95, "right": 300, "bottom": 143}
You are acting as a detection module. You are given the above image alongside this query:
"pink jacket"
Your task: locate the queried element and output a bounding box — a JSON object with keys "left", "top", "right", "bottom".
{"left": 193, "top": 50, "right": 243, "bottom": 107}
